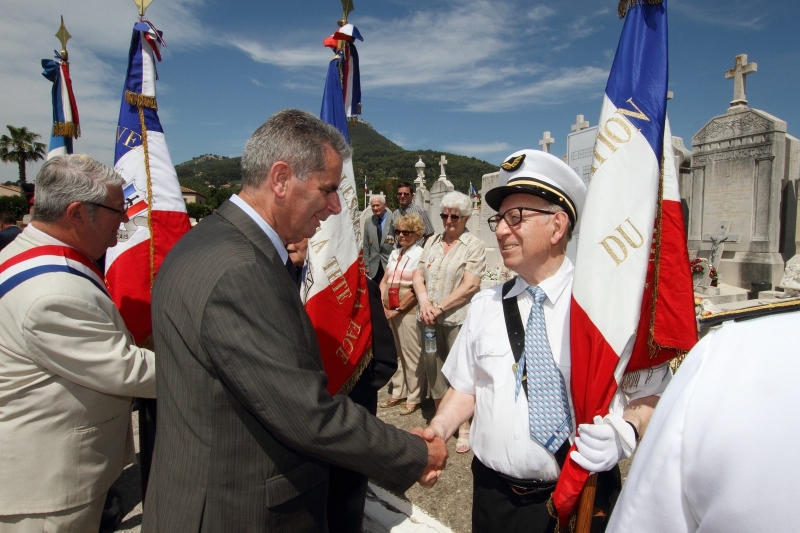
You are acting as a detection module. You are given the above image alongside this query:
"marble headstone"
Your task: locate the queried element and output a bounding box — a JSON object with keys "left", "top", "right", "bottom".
{"left": 428, "top": 156, "right": 454, "bottom": 234}
{"left": 687, "top": 107, "right": 792, "bottom": 289}
{"left": 478, "top": 171, "right": 502, "bottom": 269}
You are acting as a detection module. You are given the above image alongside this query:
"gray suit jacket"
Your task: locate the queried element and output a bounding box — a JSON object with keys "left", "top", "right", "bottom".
{"left": 143, "top": 200, "right": 427, "bottom": 532}
{"left": 362, "top": 211, "right": 395, "bottom": 277}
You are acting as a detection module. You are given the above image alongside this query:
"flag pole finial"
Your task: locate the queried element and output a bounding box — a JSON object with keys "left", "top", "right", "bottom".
{"left": 55, "top": 16, "right": 71, "bottom": 60}
{"left": 339, "top": 0, "right": 354, "bottom": 26}
{"left": 133, "top": 0, "right": 156, "bottom": 18}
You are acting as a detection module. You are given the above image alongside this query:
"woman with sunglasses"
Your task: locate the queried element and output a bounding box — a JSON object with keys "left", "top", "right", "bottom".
{"left": 379, "top": 213, "right": 427, "bottom": 415}
{"left": 412, "top": 191, "right": 485, "bottom": 453}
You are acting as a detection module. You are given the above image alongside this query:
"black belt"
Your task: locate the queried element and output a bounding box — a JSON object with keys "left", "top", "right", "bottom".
{"left": 484, "top": 438, "right": 570, "bottom": 500}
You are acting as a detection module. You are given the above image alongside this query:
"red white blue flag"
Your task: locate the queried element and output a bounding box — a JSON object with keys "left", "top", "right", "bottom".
{"left": 304, "top": 29, "right": 373, "bottom": 396}
{"left": 104, "top": 20, "right": 190, "bottom": 343}
{"left": 555, "top": 0, "right": 696, "bottom": 523}
{"left": 41, "top": 51, "right": 80, "bottom": 159}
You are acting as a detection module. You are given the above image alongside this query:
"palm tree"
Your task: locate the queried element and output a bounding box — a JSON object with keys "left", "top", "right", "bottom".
{"left": 0, "top": 125, "right": 47, "bottom": 196}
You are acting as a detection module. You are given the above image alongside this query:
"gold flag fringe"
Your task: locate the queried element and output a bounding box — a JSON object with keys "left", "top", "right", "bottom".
{"left": 647, "top": 152, "right": 666, "bottom": 359}
{"left": 52, "top": 121, "right": 80, "bottom": 139}
{"left": 336, "top": 348, "right": 374, "bottom": 396}
{"left": 548, "top": 495, "right": 577, "bottom": 533}
{"left": 126, "top": 90, "right": 158, "bottom": 110}
{"left": 618, "top": 0, "right": 663, "bottom": 19}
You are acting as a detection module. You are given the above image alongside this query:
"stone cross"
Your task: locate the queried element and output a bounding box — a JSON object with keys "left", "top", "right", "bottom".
{"left": 702, "top": 220, "right": 740, "bottom": 268}
{"left": 439, "top": 155, "right": 448, "bottom": 179}
{"left": 725, "top": 54, "right": 757, "bottom": 108}
{"left": 571, "top": 115, "right": 589, "bottom": 132}
{"left": 539, "top": 131, "right": 555, "bottom": 153}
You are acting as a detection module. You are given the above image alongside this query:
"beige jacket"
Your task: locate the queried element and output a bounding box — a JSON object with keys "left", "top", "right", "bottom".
{"left": 0, "top": 225, "right": 156, "bottom": 514}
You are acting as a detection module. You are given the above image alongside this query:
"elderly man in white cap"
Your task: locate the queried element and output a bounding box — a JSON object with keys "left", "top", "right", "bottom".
{"left": 422, "top": 149, "right": 669, "bottom": 532}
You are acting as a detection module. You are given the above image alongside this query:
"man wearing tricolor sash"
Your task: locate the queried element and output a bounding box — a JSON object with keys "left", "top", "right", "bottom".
{"left": 424, "top": 150, "right": 669, "bottom": 532}
{"left": 0, "top": 155, "right": 156, "bottom": 532}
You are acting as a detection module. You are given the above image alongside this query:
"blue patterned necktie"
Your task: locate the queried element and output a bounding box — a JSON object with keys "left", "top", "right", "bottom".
{"left": 513, "top": 285, "right": 572, "bottom": 453}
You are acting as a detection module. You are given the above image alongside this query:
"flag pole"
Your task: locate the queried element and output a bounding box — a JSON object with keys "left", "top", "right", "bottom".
{"left": 574, "top": 475, "right": 597, "bottom": 533}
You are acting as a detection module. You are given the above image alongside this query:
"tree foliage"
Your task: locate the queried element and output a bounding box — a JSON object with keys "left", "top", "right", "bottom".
{"left": 0, "top": 195, "right": 29, "bottom": 221}
{"left": 173, "top": 122, "right": 499, "bottom": 211}
{"left": 0, "top": 126, "right": 46, "bottom": 194}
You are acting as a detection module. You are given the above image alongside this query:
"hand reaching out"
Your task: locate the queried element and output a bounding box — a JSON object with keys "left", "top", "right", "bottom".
{"left": 411, "top": 426, "right": 448, "bottom": 488}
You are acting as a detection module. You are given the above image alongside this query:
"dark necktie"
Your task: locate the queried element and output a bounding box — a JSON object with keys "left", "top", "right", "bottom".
{"left": 375, "top": 216, "right": 382, "bottom": 241}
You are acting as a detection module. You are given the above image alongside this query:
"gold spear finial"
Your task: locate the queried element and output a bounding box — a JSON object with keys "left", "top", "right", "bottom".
{"left": 55, "top": 16, "right": 71, "bottom": 60}
{"left": 133, "top": 0, "right": 156, "bottom": 17}
{"left": 340, "top": 0, "right": 354, "bottom": 25}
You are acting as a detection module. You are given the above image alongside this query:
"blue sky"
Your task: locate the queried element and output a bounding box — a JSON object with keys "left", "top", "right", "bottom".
{"left": 1, "top": 0, "right": 798, "bottom": 184}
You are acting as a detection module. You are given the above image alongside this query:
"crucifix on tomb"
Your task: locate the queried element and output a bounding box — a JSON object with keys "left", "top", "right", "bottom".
{"left": 539, "top": 131, "right": 554, "bottom": 153}
{"left": 725, "top": 54, "right": 757, "bottom": 108}
{"left": 439, "top": 155, "right": 448, "bottom": 180}
{"left": 702, "top": 220, "right": 740, "bottom": 274}
{"left": 571, "top": 115, "right": 589, "bottom": 132}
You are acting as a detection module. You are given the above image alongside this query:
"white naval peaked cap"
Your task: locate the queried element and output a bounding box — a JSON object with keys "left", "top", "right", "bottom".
{"left": 486, "top": 149, "right": 587, "bottom": 231}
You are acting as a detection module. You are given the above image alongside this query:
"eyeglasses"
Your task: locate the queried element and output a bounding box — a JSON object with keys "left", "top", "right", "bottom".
{"left": 86, "top": 202, "right": 127, "bottom": 219}
{"left": 440, "top": 214, "right": 462, "bottom": 221}
{"left": 397, "top": 192, "right": 412, "bottom": 197}
{"left": 394, "top": 229, "right": 414, "bottom": 236}
{"left": 488, "top": 207, "right": 554, "bottom": 231}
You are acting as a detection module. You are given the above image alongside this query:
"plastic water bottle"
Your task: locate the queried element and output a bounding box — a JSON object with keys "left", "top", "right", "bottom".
{"left": 424, "top": 326, "right": 437, "bottom": 354}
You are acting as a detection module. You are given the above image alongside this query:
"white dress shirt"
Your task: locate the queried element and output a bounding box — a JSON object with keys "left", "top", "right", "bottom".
{"left": 443, "top": 257, "right": 670, "bottom": 481}
{"left": 229, "top": 194, "right": 288, "bottom": 264}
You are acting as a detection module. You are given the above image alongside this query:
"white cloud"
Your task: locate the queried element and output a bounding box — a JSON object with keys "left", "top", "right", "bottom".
{"left": 0, "top": 0, "right": 206, "bottom": 182}
{"left": 671, "top": 2, "right": 767, "bottom": 30}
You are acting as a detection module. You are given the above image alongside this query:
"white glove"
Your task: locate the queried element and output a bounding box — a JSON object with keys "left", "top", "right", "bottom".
{"left": 570, "top": 414, "right": 637, "bottom": 473}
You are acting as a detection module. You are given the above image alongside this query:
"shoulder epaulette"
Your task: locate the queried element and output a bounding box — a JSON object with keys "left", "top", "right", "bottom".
{"left": 698, "top": 298, "right": 800, "bottom": 330}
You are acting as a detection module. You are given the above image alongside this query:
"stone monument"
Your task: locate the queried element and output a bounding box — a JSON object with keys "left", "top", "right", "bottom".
{"left": 687, "top": 54, "right": 799, "bottom": 291}
{"left": 478, "top": 171, "right": 502, "bottom": 268}
{"left": 413, "top": 157, "right": 430, "bottom": 210}
{"left": 428, "top": 155, "right": 454, "bottom": 233}
{"left": 539, "top": 131, "right": 555, "bottom": 154}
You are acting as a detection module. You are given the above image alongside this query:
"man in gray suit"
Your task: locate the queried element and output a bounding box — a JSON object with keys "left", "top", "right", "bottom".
{"left": 143, "top": 109, "right": 446, "bottom": 532}
{"left": 362, "top": 194, "right": 394, "bottom": 284}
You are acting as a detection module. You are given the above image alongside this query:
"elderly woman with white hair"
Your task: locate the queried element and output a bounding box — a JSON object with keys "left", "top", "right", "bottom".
{"left": 412, "top": 190, "right": 485, "bottom": 453}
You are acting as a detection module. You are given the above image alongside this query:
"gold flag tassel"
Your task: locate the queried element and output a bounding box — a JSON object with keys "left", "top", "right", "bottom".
{"left": 51, "top": 122, "right": 80, "bottom": 138}
{"left": 126, "top": 90, "right": 158, "bottom": 110}
{"left": 618, "top": 0, "right": 663, "bottom": 19}
{"left": 133, "top": 101, "right": 157, "bottom": 291}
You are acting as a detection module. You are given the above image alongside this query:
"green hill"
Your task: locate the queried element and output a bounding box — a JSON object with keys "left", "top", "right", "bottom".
{"left": 175, "top": 122, "right": 498, "bottom": 210}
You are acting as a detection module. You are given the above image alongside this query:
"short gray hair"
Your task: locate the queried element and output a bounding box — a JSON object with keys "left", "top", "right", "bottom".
{"left": 369, "top": 194, "right": 386, "bottom": 205}
{"left": 441, "top": 191, "right": 472, "bottom": 216}
{"left": 32, "top": 154, "right": 124, "bottom": 223}
{"left": 240, "top": 109, "right": 351, "bottom": 188}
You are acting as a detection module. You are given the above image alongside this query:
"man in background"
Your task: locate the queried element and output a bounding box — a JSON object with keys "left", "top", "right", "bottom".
{"left": 393, "top": 181, "right": 434, "bottom": 244}
{"left": 0, "top": 212, "right": 21, "bottom": 251}
{"left": 0, "top": 155, "right": 156, "bottom": 531}
{"left": 363, "top": 194, "right": 394, "bottom": 283}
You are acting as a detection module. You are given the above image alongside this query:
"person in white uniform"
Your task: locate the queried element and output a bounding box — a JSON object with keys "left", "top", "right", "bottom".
{"left": 606, "top": 303, "right": 800, "bottom": 533}
{"left": 422, "top": 149, "right": 670, "bottom": 532}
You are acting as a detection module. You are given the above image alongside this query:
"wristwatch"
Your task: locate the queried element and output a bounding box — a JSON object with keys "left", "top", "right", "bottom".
{"left": 433, "top": 302, "right": 443, "bottom": 311}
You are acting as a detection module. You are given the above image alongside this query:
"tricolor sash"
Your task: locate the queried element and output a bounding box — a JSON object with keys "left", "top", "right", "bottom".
{"left": 0, "top": 245, "right": 108, "bottom": 300}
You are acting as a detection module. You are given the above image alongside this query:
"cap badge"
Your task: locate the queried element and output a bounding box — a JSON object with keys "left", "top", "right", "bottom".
{"left": 500, "top": 154, "right": 526, "bottom": 172}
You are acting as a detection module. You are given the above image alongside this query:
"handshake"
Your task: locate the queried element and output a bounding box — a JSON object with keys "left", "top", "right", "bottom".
{"left": 411, "top": 426, "right": 448, "bottom": 488}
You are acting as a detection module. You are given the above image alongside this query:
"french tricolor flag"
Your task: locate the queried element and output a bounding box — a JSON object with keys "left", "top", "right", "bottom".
{"left": 104, "top": 20, "right": 190, "bottom": 343}
{"left": 554, "top": 0, "right": 696, "bottom": 523}
{"left": 41, "top": 51, "right": 80, "bottom": 159}
{"left": 302, "top": 44, "right": 373, "bottom": 396}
